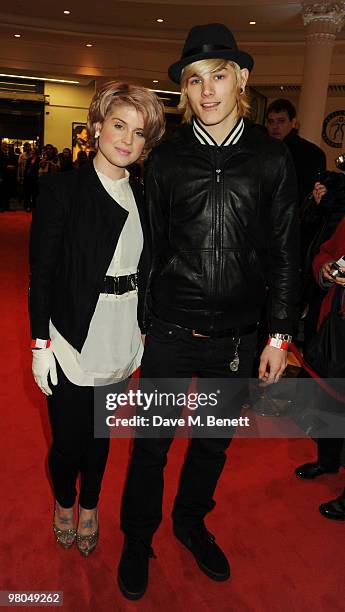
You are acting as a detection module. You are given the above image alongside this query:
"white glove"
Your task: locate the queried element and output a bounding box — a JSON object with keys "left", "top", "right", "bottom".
{"left": 32, "top": 347, "right": 58, "bottom": 396}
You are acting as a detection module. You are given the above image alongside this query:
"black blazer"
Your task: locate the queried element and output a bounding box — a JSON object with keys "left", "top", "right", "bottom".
{"left": 29, "top": 162, "right": 150, "bottom": 352}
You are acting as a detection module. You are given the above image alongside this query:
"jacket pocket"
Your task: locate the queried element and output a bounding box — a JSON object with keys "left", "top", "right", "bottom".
{"left": 152, "top": 250, "right": 212, "bottom": 306}
{"left": 220, "top": 248, "right": 267, "bottom": 308}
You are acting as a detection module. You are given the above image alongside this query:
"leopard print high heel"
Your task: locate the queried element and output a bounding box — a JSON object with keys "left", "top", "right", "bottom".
{"left": 76, "top": 506, "right": 99, "bottom": 557}
{"left": 53, "top": 502, "right": 76, "bottom": 549}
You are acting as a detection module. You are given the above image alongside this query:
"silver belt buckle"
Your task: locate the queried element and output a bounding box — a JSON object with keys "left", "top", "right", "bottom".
{"left": 129, "top": 274, "right": 136, "bottom": 291}
{"left": 113, "top": 276, "right": 119, "bottom": 296}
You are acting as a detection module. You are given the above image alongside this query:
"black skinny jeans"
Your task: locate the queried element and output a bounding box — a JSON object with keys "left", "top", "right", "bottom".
{"left": 47, "top": 363, "right": 110, "bottom": 509}
{"left": 120, "top": 317, "right": 257, "bottom": 541}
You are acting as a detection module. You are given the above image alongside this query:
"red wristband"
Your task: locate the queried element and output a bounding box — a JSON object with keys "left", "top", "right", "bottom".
{"left": 267, "top": 337, "right": 290, "bottom": 351}
{"left": 31, "top": 338, "right": 51, "bottom": 349}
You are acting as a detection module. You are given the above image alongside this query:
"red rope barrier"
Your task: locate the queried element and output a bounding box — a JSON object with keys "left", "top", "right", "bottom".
{"left": 290, "top": 342, "right": 345, "bottom": 404}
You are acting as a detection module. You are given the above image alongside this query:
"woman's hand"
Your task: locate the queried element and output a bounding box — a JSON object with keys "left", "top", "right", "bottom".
{"left": 334, "top": 269, "right": 345, "bottom": 287}
{"left": 321, "top": 261, "right": 336, "bottom": 283}
{"left": 321, "top": 261, "right": 345, "bottom": 286}
{"left": 313, "top": 182, "right": 327, "bottom": 205}
{"left": 32, "top": 348, "right": 58, "bottom": 395}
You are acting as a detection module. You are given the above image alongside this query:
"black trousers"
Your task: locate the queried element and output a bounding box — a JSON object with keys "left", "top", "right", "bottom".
{"left": 120, "top": 317, "right": 257, "bottom": 541}
{"left": 23, "top": 177, "right": 38, "bottom": 210}
{"left": 47, "top": 364, "right": 110, "bottom": 509}
{"left": 317, "top": 438, "right": 343, "bottom": 469}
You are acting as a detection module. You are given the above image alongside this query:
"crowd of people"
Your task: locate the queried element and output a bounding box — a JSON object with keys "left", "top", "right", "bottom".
{"left": 0, "top": 141, "right": 94, "bottom": 212}
{"left": 6, "top": 19, "right": 344, "bottom": 602}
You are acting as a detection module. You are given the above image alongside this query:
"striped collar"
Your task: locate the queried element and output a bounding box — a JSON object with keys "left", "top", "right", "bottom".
{"left": 192, "top": 116, "right": 244, "bottom": 146}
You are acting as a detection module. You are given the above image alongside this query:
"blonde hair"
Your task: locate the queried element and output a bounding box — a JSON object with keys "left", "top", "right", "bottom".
{"left": 178, "top": 59, "right": 250, "bottom": 123}
{"left": 87, "top": 81, "right": 165, "bottom": 154}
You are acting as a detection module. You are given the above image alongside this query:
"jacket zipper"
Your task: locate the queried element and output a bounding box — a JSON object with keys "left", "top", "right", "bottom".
{"left": 211, "top": 166, "right": 222, "bottom": 330}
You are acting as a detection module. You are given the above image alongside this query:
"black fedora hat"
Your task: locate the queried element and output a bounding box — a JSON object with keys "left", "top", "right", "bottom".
{"left": 168, "top": 23, "right": 254, "bottom": 84}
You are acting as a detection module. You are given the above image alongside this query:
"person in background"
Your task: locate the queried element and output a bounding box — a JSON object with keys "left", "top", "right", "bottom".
{"left": 29, "top": 82, "right": 165, "bottom": 556}
{"left": 0, "top": 142, "right": 13, "bottom": 212}
{"left": 266, "top": 98, "right": 326, "bottom": 205}
{"left": 5, "top": 144, "right": 18, "bottom": 202}
{"left": 295, "top": 216, "right": 345, "bottom": 520}
{"left": 23, "top": 147, "right": 40, "bottom": 212}
{"left": 17, "top": 142, "right": 32, "bottom": 205}
{"left": 300, "top": 157, "right": 345, "bottom": 346}
{"left": 39, "top": 144, "right": 59, "bottom": 174}
{"left": 74, "top": 150, "right": 89, "bottom": 169}
{"left": 58, "top": 148, "right": 73, "bottom": 172}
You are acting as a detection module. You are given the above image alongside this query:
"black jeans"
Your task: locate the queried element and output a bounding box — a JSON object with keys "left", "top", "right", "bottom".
{"left": 47, "top": 364, "right": 110, "bottom": 509}
{"left": 120, "top": 317, "right": 257, "bottom": 541}
{"left": 317, "top": 438, "right": 343, "bottom": 469}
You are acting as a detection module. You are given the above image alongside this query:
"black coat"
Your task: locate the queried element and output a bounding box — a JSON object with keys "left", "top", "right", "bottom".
{"left": 300, "top": 171, "right": 345, "bottom": 302}
{"left": 29, "top": 162, "right": 150, "bottom": 352}
{"left": 145, "top": 120, "right": 300, "bottom": 335}
{"left": 284, "top": 129, "right": 326, "bottom": 204}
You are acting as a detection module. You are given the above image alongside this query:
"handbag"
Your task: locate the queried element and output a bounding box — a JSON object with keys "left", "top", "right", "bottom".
{"left": 305, "top": 285, "right": 345, "bottom": 377}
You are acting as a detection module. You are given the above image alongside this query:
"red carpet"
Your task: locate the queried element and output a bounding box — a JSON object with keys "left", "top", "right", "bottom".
{"left": 1, "top": 212, "right": 345, "bottom": 611}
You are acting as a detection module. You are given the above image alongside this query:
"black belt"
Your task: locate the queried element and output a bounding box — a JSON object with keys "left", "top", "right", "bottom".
{"left": 158, "top": 319, "right": 258, "bottom": 339}
{"left": 101, "top": 273, "right": 138, "bottom": 295}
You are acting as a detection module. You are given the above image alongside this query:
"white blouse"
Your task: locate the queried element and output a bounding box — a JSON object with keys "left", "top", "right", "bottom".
{"left": 50, "top": 167, "right": 144, "bottom": 386}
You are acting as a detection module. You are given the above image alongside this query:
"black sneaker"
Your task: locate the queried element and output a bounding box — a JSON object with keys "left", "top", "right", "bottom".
{"left": 117, "top": 537, "right": 155, "bottom": 600}
{"left": 173, "top": 522, "right": 230, "bottom": 581}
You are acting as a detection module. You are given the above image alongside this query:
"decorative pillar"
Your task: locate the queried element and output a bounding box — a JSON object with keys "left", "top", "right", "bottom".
{"left": 298, "top": 2, "right": 345, "bottom": 145}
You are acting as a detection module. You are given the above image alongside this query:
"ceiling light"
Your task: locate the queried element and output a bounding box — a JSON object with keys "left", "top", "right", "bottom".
{"left": 149, "top": 88, "right": 179, "bottom": 95}
{"left": 0, "top": 81, "right": 35, "bottom": 88}
{"left": 14, "top": 34, "right": 21, "bottom": 38}
{"left": 86, "top": 43, "right": 92, "bottom": 47}
{"left": 249, "top": 21, "right": 256, "bottom": 25}
{"left": 156, "top": 18, "right": 164, "bottom": 23}
{"left": 0, "top": 73, "right": 79, "bottom": 84}
{"left": 153, "top": 80, "right": 159, "bottom": 84}
{"left": 63, "top": 10, "right": 70, "bottom": 14}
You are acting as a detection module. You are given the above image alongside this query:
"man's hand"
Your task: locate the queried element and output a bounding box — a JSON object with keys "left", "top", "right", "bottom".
{"left": 313, "top": 181, "right": 327, "bottom": 205}
{"left": 258, "top": 346, "right": 288, "bottom": 384}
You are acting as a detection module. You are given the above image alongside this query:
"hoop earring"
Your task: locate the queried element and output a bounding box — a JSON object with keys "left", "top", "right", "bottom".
{"left": 240, "top": 87, "right": 245, "bottom": 95}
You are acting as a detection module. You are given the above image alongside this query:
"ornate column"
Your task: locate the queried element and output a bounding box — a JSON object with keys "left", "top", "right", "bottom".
{"left": 298, "top": 2, "right": 345, "bottom": 145}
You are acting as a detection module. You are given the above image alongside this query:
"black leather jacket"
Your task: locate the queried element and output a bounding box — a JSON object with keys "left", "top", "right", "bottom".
{"left": 145, "top": 120, "right": 300, "bottom": 335}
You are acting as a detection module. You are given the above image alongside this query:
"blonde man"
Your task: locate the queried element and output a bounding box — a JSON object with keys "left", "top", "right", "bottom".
{"left": 118, "top": 24, "right": 300, "bottom": 600}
